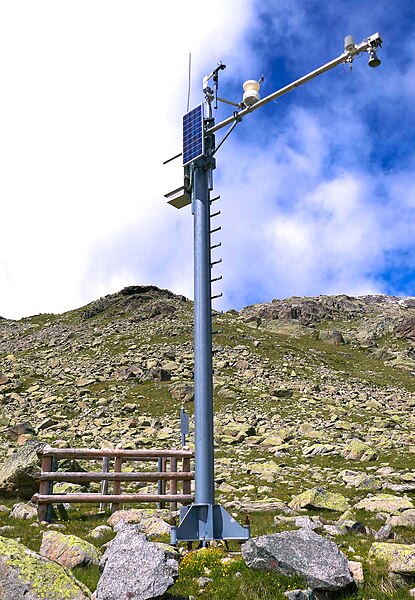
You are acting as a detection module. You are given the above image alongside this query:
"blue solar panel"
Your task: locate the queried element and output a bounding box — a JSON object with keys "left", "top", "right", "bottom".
{"left": 183, "top": 104, "right": 205, "bottom": 166}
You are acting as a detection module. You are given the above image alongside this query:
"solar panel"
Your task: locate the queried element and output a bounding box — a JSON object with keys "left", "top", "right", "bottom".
{"left": 183, "top": 104, "right": 205, "bottom": 166}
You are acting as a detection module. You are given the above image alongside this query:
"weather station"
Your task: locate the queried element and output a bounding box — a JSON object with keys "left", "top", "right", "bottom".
{"left": 165, "top": 32, "right": 383, "bottom": 545}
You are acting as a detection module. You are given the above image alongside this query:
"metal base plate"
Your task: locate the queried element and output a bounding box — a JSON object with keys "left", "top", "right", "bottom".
{"left": 171, "top": 503, "right": 250, "bottom": 543}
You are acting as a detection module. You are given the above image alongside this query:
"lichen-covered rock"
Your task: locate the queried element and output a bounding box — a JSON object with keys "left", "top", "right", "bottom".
{"left": 341, "top": 439, "right": 377, "bottom": 461}
{"left": 354, "top": 494, "right": 414, "bottom": 514}
{"left": 95, "top": 526, "right": 178, "bottom": 600}
{"left": 107, "top": 508, "right": 172, "bottom": 536}
{"left": 9, "top": 502, "right": 37, "bottom": 520}
{"left": 242, "top": 529, "right": 354, "bottom": 591}
{"left": 348, "top": 561, "right": 364, "bottom": 586}
{"left": 0, "top": 440, "right": 45, "bottom": 498}
{"left": 40, "top": 531, "right": 101, "bottom": 569}
{"left": 387, "top": 509, "right": 415, "bottom": 528}
{"left": 249, "top": 460, "right": 280, "bottom": 475}
{"left": 289, "top": 487, "right": 350, "bottom": 512}
{"left": 138, "top": 516, "right": 171, "bottom": 538}
{"left": 107, "top": 508, "right": 144, "bottom": 527}
{"left": 87, "top": 525, "right": 113, "bottom": 541}
{"left": 369, "top": 542, "right": 415, "bottom": 574}
{"left": 0, "top": 535, "right": 91, "bottom": 599}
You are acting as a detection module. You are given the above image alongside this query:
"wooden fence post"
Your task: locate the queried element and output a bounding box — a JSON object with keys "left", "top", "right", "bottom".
{"left": 38, "top": 454, "right": 53, "bottom": 522}
{"left": 45, "top": 456, "right": 58, "bottom": 523}
{"left": 100, "top": 456, "right": 110, "bottom": 511}
{"left": 111, "top": 456, "right": 123, "bottom": 513}
{"left": 170, "top": 457, "right": 178, "bottom": 511}
{"left": 157, "top": 457, "right": 163, "bottom": 509}
{"left": 158, "top": 457, "right": 167, "bottom": 509}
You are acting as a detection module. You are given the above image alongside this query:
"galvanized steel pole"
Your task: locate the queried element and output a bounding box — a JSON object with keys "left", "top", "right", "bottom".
{"left": 171, "top": 31, "right": 382, "bottom": 544}
{"left": 192, "top": 156, "right": 215, "bottom": 506}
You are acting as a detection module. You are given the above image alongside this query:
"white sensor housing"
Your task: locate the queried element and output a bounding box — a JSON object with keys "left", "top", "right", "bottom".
{"left": 242, "top": 80, "right": 260, "bottom": 107}
{"left": 344, "top": 35, "right": 356, "bottom": 53}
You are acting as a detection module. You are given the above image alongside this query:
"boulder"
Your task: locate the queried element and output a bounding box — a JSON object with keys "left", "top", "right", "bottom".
{"left": 242, "top": 529, "right": 354, "bottom": 591}
{"left": 319, "top": 329, "right": 345, "bottom": 345}
{"left": 138, "top": 516, "right": 171, "bottom": 538}
{"left": 169, "top": 382, "right": 194, "bottom": 402}
{"left": 284, "top": 591, "right": 311, "bottom": 599}
{"left": 40, "top": 531, "right": 101, "bottom": 569}
{"left": 88, "top": 525, "right": 113, "bottom": 541}
{"left": 374, "top": 524, "right": 393, "bottom": 541}
{"left": 110, "top": 512, "right": 171, "bottom": 539}
{"left": 339, "top": 470, "right": 381, "bottom": 490}
{"left": 240, "top": 499, "right": 292, "bottom": 513}
{"left": 107, "top": 508, "right": 144, "bottom": 527}
{"left": 387, "top": 509, "right": 415, "bottom": 528}
{"left": 341, "top": 439, "right": 377, "bottom": 461}
{"left": 354, "top": 494, "right": 414, "bottom": 514}
{"left": 0, "top": 373, "right": 10, "bottom": 386}
{"left": 271, "top": 388, "right": 294, "bottom": 398}
{"left": 395, "top": 317, "right": 415, "bottom": 341}
{"left": 0, "top": 440, "right": 45, "bottom": 498}
{"left": 9, "top": 502, "right": 37, "bottom": 520}
{"left": 274, "top": 515, "right": 322, "bottom": 531}
{"left": 147, "top": 368, "right": 171, "bottom": 383}
{"left": 95, "top": 527, "right": 178, "bottom": 600}
{"left": 369, "top": 542, "right": 415, "bottom": 575}
{"left": 0, "top": 535, "right": 91, "bottom": 599}
{"left": 6, "top": 422, "right": 36, "bottom": 440}
{"left": 348, "top": 560, "right": 364, "bottom": 586}
{"left": 289, "top": 487, "right": 350, "bottom": 512}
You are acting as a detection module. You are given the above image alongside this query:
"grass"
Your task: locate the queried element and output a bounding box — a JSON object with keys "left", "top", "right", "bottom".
{"left": 170, "top": 549, "right": 307, "bottom": 600}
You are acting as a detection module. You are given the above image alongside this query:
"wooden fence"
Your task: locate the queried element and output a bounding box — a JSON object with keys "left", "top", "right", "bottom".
{"left": 31, "top": 445, "right": 194, "bottom": 522}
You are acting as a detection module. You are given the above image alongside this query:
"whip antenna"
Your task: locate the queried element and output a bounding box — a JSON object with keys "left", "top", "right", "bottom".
{"left": 186, "top": 53, "right": 192, "bottom": 112}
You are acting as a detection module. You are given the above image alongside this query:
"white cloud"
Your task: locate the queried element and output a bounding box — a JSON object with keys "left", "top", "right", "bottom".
{"left": 0, "top": 1, "right": 254, "bottom": 318}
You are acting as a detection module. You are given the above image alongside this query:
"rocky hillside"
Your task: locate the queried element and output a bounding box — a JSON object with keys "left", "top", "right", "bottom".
{"left": 1, "top": 286, "right": 415, "bottom": 509}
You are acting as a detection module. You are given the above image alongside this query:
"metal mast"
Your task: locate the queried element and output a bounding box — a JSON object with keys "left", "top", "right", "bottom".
{"left": 167, "top": 32, "right": 382, "bottom": 544}
{"left": 171, "top": 76, "right": 250, "bottom": 543}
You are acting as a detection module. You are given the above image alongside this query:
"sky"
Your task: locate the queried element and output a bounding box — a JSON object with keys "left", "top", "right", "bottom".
{"left": 1, "top": 0, "right": 415, "bottom": 319}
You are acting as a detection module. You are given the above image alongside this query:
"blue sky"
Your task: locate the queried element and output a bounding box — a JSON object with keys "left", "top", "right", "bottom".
{"left": 212, "top": 0, "right": 415, "bottom": 309}
{"left": 0, "top": 1, "right": 414, "bottom": 318}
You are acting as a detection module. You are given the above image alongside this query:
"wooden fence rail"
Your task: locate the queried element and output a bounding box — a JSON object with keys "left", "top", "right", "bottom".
{"left": 31, "top": 445, "right": 194, "bottom": 522}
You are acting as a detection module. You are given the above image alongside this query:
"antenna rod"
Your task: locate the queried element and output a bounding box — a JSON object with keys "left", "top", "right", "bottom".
{"left": 207, "top": 35, "right": 379, "bottom": 134}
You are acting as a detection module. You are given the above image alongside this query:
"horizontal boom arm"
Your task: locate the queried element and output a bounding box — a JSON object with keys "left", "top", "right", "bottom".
{"left": 207, "top": 34, "right": 381, "bottom": 134}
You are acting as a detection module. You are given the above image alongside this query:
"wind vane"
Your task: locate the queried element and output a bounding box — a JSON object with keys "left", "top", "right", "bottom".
{"left": 165, "top": 32, "right": 382, "bottom": 545}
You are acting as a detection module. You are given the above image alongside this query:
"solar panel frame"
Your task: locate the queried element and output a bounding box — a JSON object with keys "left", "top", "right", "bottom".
{"left": 183, "top": 104, "right": 205, "bottom": 166}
